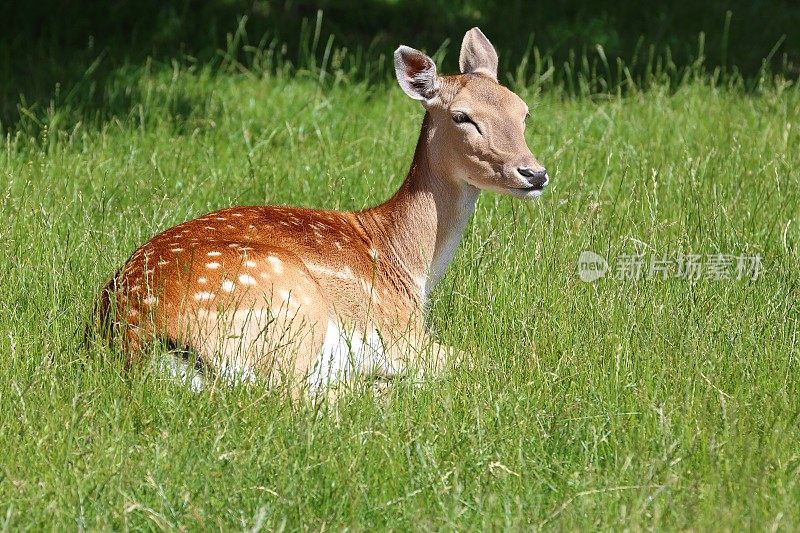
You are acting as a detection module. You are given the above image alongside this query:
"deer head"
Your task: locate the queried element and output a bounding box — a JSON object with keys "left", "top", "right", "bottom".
{"left": 394, "top": 27, "right": 549, "bottom": 198}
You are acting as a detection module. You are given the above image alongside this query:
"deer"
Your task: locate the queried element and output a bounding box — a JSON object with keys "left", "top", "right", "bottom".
{"left": 95, "top": 28, "right": 549, "bottom": 397}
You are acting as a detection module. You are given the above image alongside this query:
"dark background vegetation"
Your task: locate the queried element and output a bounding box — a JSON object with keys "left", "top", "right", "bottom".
{"left": 2, "top": 0, "right": 798, "bottom": 128}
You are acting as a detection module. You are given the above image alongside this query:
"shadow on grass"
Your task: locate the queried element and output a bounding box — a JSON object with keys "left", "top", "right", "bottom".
{"left": 2, "top": 0, "right": 799, "bottom": 131}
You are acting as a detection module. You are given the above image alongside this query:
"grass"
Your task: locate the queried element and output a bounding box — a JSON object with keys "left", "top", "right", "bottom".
{"left": 0, "top": 51, "right": 798, "bottom": 529}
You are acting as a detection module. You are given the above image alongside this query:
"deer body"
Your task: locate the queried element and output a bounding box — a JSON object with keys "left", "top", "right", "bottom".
{"left": 98, "top": 28, "right": 549, "bottom": 395}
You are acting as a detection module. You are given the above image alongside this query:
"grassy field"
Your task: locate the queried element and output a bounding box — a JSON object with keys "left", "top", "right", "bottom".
{"left": 0, "top": 51, "right": 799, "bottom": 529}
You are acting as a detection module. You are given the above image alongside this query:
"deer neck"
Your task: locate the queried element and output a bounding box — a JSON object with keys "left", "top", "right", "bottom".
{"left": 359, "top": 112, "right": 480, "bottom": 303}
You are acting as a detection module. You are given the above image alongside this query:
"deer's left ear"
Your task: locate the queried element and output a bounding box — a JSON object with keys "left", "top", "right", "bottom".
{"left": 459, "top": 27, "right": 498, "bottom": 81}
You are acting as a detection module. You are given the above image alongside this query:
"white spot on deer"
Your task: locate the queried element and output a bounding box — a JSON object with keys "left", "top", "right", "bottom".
{"left": 194, "top": 291, "right": 215, "bottom": 301}
{"left": 307, "top": 263, "right": 356, "bottom": 280}
{"left": 128, "top": 309, "right": 138, "bottom": 317}
{"left": 260, "top": 272, "right": 270, "bottom": 280}
{"left": 222, "top": 280, "right": 235, "bottom": 292}
{"left": 334, "top": 241, "right": 342, "bottom": 250}
{"left": 207, "top": 251, "right": 222, "bottom": 257}
{"left": 244, "top": 260, "right": 257, "bottom": 268}
{"left": 206, "top": 262, "right": 220, "bottom": 270}
{"left": 239, "top": 274, "right": 256, "bottom": 285}
{"left": 232, "top": 213, "right": 243, "bottom": 217}
{"left": 204, "top": 226, "right": 215, "bottom": 231}
{"left": 267, "top": 256, "right": 283, "bottom": 274}
{"left": 198, "top": 277, "right": 207, "bottom": 284}
{"left": 130, "top": 285, "right": 141, "bottom": 292}
{"left": 143, "top": 295, "right": 158, "bottom": 306}
{"left": 215, "top": 217, "right": 226, "bottom": 221}
{"left": 278, "top": 289, "right": 291, "bottom": 302}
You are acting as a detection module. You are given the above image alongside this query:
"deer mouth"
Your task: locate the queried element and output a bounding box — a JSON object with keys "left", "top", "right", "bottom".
{"left": 462, "top": 172, "right": 548, "bottom": 198}
{"left": 507, "top": 182, "right": 547, "bottom": 198}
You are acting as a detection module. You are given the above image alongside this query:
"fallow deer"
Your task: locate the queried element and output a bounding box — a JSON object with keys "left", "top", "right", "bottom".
{"left": 96, "top": 28, "right": 549, "bottom": 396}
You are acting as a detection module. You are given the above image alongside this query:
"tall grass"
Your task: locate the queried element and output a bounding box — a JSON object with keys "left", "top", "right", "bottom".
{"left": 0, "top": 31, "right": 798, "bottom": 529}
{"left": 5, "top": 9, "right": 798, "bottom": 135}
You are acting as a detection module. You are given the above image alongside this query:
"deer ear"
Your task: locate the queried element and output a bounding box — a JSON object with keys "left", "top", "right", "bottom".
{"left": 394, "top": 46, "right": 439, "bottom": 104}
{"left": 459, "top": 27, "right": 498, "bottom": 81}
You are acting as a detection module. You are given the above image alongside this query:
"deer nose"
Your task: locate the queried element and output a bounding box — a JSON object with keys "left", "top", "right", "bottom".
{"left": 517, "top": 167, "right": 549, "bottom": 188}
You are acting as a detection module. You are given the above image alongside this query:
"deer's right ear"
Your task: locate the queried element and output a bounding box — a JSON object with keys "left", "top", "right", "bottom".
{"left": 394, "top": 46, "right": 439, "bottom": 104}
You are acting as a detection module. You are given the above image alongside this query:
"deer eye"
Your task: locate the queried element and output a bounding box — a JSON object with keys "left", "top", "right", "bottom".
{"left": 452, "top": 112, "right": 481, "bottom": 134}
{"left": 452, "top": 112, "right": 471, "bottom": 124}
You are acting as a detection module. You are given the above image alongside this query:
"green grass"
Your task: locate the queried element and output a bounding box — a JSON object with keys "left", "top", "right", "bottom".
{"left": 0, "top": 56, "right": 798, "bottom": 530}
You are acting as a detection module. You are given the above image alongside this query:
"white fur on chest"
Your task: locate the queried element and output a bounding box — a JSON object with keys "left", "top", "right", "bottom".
{"left": 426, "top": 187, "right": 478, "bottom": 295}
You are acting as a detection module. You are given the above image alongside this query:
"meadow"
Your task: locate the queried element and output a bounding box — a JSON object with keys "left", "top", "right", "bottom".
{"left": 0, "top": 36, "right": 799, "bottom": 529}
